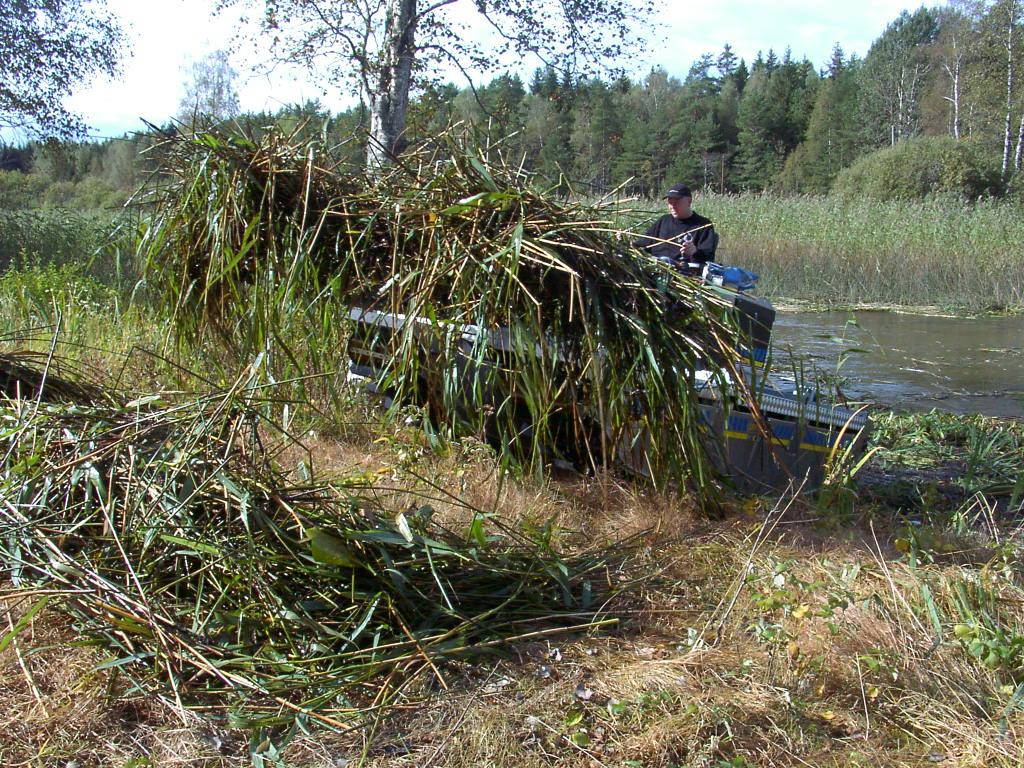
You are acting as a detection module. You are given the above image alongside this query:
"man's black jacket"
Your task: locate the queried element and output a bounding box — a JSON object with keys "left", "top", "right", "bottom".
{"left": 634, "top": 212, "right": 716, "bottom": 264}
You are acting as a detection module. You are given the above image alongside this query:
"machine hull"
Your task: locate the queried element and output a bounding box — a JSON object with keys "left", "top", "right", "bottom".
{"left": 345, "top": 303, "right": 870, "bottom": 492}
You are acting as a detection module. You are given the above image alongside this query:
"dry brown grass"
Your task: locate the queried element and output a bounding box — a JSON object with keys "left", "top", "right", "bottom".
{"left": 0, "top": 591, "right": 235, "bottom": 767}
{"left": 5, "top": 426, "right": 1024, "bottom": 767}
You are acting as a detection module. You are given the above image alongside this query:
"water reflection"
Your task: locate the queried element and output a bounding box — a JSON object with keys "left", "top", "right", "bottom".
{"left": 769, "top": 312, "right": 1024, "bottom": 419}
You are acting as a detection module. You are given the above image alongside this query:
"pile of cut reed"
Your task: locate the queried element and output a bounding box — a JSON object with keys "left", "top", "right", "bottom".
{"left": 0, "top": 352, "right": 621, "bottom": 733}
{"left": 138, "top": 126, "right": 741, "bottom": 490}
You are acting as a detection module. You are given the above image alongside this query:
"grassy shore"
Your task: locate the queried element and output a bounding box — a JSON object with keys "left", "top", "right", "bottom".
{"left": 629, "top": 194, "right": 1024, "bottom": 313}
{"left": 3, "top": 412, "right": 1024, "bottom": 767}
{"left": 3, "top": 264, "right": 1024, "bottom": 766}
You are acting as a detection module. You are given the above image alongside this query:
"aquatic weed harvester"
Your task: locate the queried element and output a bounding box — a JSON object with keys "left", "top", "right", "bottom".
{"left": 347, "top": 248, "right": 870, "bottom": 494}
{"left": 129, "top": 124, "right": 867, "bottom": 495}
{"left": 689, "top": 262, "right": 870, "bottom": 491}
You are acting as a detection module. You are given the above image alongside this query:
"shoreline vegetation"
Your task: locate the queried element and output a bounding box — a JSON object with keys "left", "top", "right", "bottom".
{"left": 2, "top": 335, "right": 1023, "bottom": 766}
{"left": 2, "top": 190, "right": 1023, "bottom": 315}
{"left": 627, "top": 193, "right": 1024, "bottom": 315}
{"left": 2, "top": 137, "right": 1023, "bottom": 764}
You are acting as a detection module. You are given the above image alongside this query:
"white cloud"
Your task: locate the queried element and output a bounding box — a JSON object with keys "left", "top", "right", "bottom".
{"left": 642, "top": 0, "right": 942, "bottom": 76}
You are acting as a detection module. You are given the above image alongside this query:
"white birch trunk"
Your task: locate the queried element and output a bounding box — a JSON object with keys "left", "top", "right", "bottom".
{"left": 942, "top": 52, "right": 962, "bottom": 139}
{"left": 903, "top": 64, "right": 922, "bottom": 139}
{"left": 1001, "top": 4, "right": 1016, "bottom": 179}
{"left": 367, "top": 0, "right": 417, "bottom": 171}
{"left": 1014, "top": 110, "right": 1024, "bottom": 172}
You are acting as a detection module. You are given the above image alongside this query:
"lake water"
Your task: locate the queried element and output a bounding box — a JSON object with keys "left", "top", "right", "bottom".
{"left": 769, "top": 311, "right": 1024, "bottom": 419}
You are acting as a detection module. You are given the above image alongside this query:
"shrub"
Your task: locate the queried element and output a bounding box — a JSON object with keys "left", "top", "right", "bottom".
{"left": 832, "top": 137, "right": 1002, "bottom": 201}
{"left": 0, "top": 171, "right": 48, "bottom": 209}
{"left": 1006, "top": 171, "right": 1024, "bottom": 208}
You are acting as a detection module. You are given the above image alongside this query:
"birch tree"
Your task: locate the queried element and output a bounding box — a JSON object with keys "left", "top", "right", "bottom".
{"left": 178, "top": 49, "right": 242, "bottom": 124}
{"left": 992, "top": 0, "right": 1022, "bottom": 178}
{"left": 937, "top": 8, "right": 970, "bottom": 138}
{"left": 960, "top": 0, "right": 1023, "bottom": 179}
{"left": 219, "top": 0, "right": 654, "bottom": 171}
{"left": 1, "top": 0, "right": 124, "bottom": 139}
{"left": 859, "top": 8, "right": 940, "bottom": 146}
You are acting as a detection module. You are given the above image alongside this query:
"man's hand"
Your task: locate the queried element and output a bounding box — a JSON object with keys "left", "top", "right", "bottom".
{"left": 680, "top": 240, "right": 697, "bottom": 258}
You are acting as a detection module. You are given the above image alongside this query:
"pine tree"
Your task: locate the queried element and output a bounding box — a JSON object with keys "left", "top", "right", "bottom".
{"left": 733, "top": 69, "right": 786, "bottom": 189}
{"left": 717, "top": 44, "right": 739, "bottom": 80}
{"left": 732, "top": 59, "right": 750, "bottom": 93}
{"left": 570, "top": 79, "right": 624, "bottom": 192}
{"left": 778, "top": 59, "right": 863, "bottom": 192}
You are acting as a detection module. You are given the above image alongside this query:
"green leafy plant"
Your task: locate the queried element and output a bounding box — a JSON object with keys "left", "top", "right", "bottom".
{"left": 949, "top": 580, "right": 1024, "bottom": 681}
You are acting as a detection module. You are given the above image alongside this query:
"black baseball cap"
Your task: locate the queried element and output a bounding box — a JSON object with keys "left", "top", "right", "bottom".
{"left": 665, "top": 183, "right": 692, "bottom": 199}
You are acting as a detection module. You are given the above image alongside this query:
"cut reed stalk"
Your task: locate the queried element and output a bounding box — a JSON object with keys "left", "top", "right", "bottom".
{"left": 139, "top": 126, "right": 745, "bottom": 493}
{"left": 0, "top": 351, "right": 631, "bottom": 732}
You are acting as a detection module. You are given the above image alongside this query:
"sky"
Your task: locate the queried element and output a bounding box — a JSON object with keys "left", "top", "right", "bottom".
{"left": 55, "top": 0, "right": 946, "bottom": 141}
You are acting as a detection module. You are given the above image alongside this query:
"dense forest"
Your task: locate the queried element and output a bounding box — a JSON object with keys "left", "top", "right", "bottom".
{"left": 3, "top": 3, "right": 1024, "bottom": 209}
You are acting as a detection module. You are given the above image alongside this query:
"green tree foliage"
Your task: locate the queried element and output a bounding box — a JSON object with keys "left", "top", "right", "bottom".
{"left": 520, "top": 68, "right": 578, "bottom": 187}
{"left": 731, "top": 51, "right": 821, "bottom": 190}
{"left": 570, "top": 79, "right": 624, "bottom": 191}
{"left": 733, "top": 70, "right": 786, "bottom": 190}
{"left": 921, "top": 7, "right": 972, "bottom": 139}
{"left": 0, "top": 134, "right": 155, "bottom": 211}
{"left": 859, "top": 8, "right": 941, "bottom": 147}
{"left": 664, "top": 53, "right": 733, "bottom": 190}
{"left": 717, "top": 44, "right": 739, "bottom": 81}
{"left": 409, "top": 83, "right": 460, "bottom": 144}
{"left": 0, "top": 145, "right": 33, "bottom": 173}
{"left": 779, "top": 49, "right": 863, "bottom": 193}
{"left": 612, "top": 109, "right": 656, "bottom": 196}
{"left": 9, "top": 6, "right": 1024, "bottom": 210}
{"left": 0, "top": 170, "right": 48, "bottom": 209}
{"left": 832, "top": 135, "right": 1003, "bottom": 200}
{"left": 0, "top": 0, "right": 124, "bottom": 139}
{"left": 973, "top": 0, "right": 1024, "bottom": 178}
{"left": 453, "top": 73, "right": 528, "bottom": 163}
{"left": 220, "top": 0, "right": 654, "bottom": 169}
{"left": 609, "top": 69, "right": 676, "bottom": 196}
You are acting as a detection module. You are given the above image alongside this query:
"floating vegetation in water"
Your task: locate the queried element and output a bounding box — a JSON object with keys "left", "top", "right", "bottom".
{"left": 870, "top": 410, "right": 1024, "bottom": 507}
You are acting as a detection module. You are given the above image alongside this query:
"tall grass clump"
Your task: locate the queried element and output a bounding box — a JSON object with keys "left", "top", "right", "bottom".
{"left": 690, "top": 193, "right": 1024, "bottom": 309}
{"left": 0, "top": 260, "right": 162, "bottom": 387}
{"left": 139, "top": 126, "right": 743, "bottom": 491}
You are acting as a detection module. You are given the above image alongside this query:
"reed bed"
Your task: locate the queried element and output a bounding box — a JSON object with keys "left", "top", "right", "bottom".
{"left": 0, "top": 208, "right": 132, "bottom": 285}
{"left": 0, "top": 350, "right": 627, "bottom": 734}
{"left": 138, "top": 126, "right": 742, "bottom": 491}
{"left": 672, "top": 194, "right": 1024, "bottom": 310}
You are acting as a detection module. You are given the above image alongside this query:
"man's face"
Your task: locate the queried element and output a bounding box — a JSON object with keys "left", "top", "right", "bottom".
{"left": 667, "top": 194, "right": 692, "bottom": 218}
